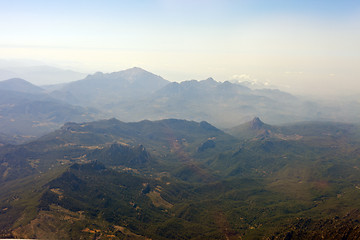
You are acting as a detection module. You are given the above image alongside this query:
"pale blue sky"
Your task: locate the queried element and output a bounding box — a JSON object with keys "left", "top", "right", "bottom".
{"left": 1, "top": 0, "right": 360, "bottom": 95}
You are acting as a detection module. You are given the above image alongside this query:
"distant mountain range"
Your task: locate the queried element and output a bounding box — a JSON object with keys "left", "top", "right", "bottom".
{"left": 49, "top": 67, "right": 360, "bottom": 127}
{"left": 1, "top": 67, "right": 360, "bottom": 143}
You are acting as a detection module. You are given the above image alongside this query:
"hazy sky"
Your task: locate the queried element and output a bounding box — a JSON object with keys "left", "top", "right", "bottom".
{"left": 1, "top": 0, "right": 360, "bottom": 96}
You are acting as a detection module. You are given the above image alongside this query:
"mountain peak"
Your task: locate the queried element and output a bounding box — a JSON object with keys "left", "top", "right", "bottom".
{"left": 120, "top": 67, "right": 158, "bottom": 76}
{"left": 76, "top": 67, "right": 169, "bottom": 87}
{"left": 0, "top": 78, "right": 44, "bottom": 93}
{"left": 3, "top": 77, "right": 27, "bottom": 83}
{"left": 201, "top": 77, "right": 218, "bottom": 84}
{"left": 250, "top": 117, "right": 265, "bottom": 130}
{"left": 127, "top": 66, "right": 146, "bottom": 72}
{"left": 85, "top": 67, "right": 152, "bottom": 80}
{"left": 204, "top": 77, "right": 215, "bottom": 82}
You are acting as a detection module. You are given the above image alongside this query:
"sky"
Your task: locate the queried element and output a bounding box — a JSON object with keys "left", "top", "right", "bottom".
{"left": 0, "top": 0, "right": 360, "bottom": 96}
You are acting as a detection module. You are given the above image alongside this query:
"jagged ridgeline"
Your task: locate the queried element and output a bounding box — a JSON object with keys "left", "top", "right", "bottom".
{"left": 1, "top": 118, "right": 360, "bottom": 239}
{"left": 1, "top": 67, "right": 360, "bottom": 145}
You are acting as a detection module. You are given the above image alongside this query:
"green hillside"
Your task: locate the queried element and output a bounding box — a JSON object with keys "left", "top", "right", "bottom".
{"left": 1, "top": 118, "right": 360, "bottom": 239}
